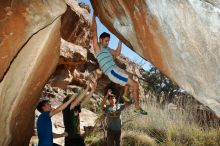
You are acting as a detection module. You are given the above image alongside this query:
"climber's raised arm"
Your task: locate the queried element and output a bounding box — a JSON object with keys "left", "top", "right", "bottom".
{"left": 70, "top": 82, "right": 90, "bottom": 110}
{"left": 110, "top": 40, "right": 122, "bottom": 58}
{"left": 92, "top": 14, "right": 100, "bottom": 53}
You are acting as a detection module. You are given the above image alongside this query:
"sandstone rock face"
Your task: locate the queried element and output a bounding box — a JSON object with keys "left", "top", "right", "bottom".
{"left": 61, "top": 3, "right": 91, "bottom": 48}
{"left": 0, "top": 0, "right": 66, "bottom": 145}
{"left": 0, "top": 0, "right": 66, "bottom": 81}
{"left": 91, "top": 0, "right": 220, "bottom": 116}
{"left": 0, "top": 18, "right": 62, "bottom": 146}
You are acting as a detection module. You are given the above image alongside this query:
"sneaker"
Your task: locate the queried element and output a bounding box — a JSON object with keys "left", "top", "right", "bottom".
{"left": 134, "top": 107, "right": 148, "bottom": 115}
{"left": 122, "top": 96, "right": 132, "bottom": 103}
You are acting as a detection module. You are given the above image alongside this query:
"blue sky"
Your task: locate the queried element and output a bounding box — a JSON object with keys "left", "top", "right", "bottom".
{"left": 78, "top": 0, "right": 151, "bottom": 70}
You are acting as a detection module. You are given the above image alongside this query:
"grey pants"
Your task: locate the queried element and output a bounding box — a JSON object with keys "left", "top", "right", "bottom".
{"left": 107, "top": 128, "right": 121, "bottom": 146}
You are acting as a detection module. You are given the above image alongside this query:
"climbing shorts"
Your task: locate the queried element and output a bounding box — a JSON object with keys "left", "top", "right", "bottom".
{"left": 106, "top": 66, "right": 128, "bottom": 86}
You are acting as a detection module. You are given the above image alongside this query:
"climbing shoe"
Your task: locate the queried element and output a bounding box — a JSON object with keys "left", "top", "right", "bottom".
{"left": 122, "top": 96, "right": 132, "bottom": 103}
{"left": 134, "top": 107, "right": 148, "bottom": 115}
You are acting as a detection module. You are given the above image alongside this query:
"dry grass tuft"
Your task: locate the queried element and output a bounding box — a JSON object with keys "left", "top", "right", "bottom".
{"left": 85, "top": 101, "right": 220, "bottom": 146}
{"left": 121, "top": 131, "right": 156, "bottom": 146}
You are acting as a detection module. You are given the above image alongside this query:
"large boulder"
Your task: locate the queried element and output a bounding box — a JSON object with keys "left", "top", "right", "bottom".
{"left": 91, "top": 0, "right": 220, "bottom": 116}
{"left": 0, "top": 0, "right": 66, "bottom": 145}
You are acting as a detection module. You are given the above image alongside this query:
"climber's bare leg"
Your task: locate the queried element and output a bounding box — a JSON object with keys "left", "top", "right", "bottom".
{"left": 126, "top": 78, "right": 139, "bottom": 109}
{"left": 123, "top": 85, "right": 129, "bottom": 97}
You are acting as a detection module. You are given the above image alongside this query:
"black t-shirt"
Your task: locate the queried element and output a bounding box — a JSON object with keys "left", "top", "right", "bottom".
{"left": 62, "top": 97, "right": 80, "bottom": 139}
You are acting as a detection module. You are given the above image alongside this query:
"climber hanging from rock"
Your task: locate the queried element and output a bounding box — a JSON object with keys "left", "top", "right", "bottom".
{"left": 91, "top": 13, "right": 147, "bottom": 115}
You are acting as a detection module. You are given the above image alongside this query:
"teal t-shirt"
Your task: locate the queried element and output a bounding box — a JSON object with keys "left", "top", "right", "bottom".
{"left": 105, "top": 104, "right": 125, "bottom": 131}
{"left": 96, "top": 47, "right": 116, "bottom": 74}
